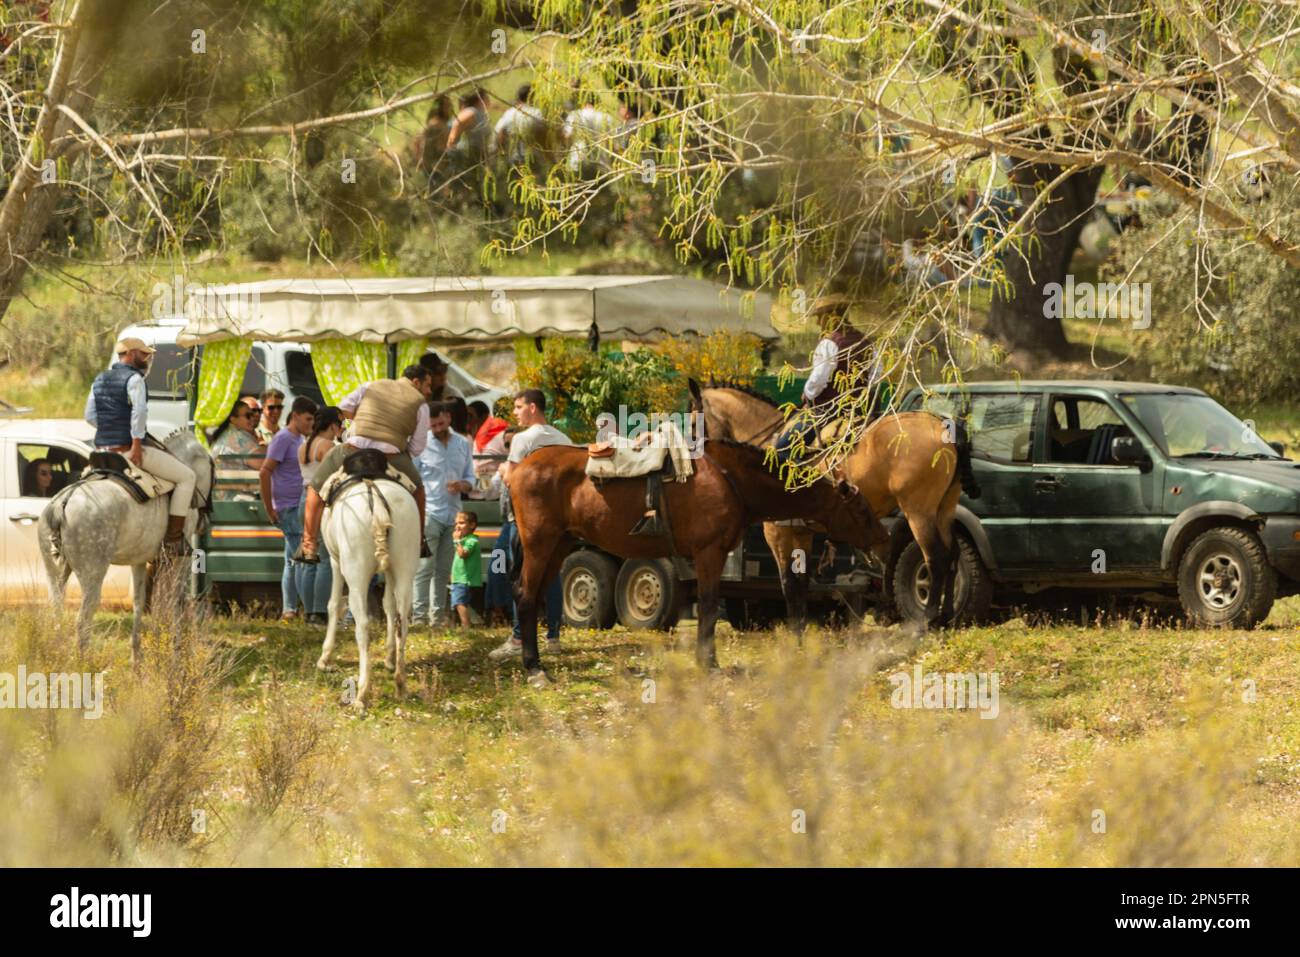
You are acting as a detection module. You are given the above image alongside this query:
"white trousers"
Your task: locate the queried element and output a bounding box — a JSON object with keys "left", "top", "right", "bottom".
{"left": 139, "top": 446, "right": 198, "bottom": 517}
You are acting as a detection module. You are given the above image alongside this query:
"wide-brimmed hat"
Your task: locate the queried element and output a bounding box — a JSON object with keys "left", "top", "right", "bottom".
{"left": 114, "top": 337, "right": 156, "bottom": 355}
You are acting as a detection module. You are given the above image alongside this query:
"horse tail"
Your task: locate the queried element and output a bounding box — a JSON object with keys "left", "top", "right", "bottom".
{"left": 953, "top": 420, "right": 982, "bottom": 500}
{"left": 368, "top": 481, "right": 393, "bottom": 575}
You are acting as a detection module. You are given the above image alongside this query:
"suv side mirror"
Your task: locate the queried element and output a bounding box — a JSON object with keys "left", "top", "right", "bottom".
{"left": 1111, "top": 435, "right": 1152, "bottom": 471}
{"left": 1268, "top": 440, "right": 1286, "bottom": 456}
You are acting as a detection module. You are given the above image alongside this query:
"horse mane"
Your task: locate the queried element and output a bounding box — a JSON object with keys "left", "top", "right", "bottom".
{"left": 705, "top": 378, "right": 781, "bottom": 410}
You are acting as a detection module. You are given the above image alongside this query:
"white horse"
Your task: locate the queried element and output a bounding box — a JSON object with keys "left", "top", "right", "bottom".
{"left": 37, "top": 430, "right": 214, "bottom": 662}
{"left": 314, "top": 477, "right": 420, "bottom": 711}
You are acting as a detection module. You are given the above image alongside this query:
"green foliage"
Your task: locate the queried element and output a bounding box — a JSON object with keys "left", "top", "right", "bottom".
{"left": 1108, "top": 187, "right": 1300, "bottom": 404}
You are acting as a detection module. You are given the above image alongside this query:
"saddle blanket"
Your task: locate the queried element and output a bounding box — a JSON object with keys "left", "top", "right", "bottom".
{"left": 80, "top": 462, "right": 175, "bottom": 501}
{"left": 319, "top": 464, "right": 418, "bottom": 507}
{"left": 585, "top": 421, "right": 696, "bottom": 483}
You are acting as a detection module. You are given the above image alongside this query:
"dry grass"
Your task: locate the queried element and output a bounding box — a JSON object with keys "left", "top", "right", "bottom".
{"left": 2, "top": 599, "right": 1299, "bottom": 867}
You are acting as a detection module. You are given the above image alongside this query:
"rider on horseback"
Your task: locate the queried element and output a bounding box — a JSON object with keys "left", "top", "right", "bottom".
{"left": 83, "top": 337, "right": 198, "bottom": 555}
{"left": 294, "top": 364, "right": 435, "bottom": 564}
{"left": 773, "top": 296, "right": 884, "bottom": 465}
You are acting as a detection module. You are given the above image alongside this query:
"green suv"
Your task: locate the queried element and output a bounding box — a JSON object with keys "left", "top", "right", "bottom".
{"left": 890, "top": 381, "right": 1300, "bottom": 629}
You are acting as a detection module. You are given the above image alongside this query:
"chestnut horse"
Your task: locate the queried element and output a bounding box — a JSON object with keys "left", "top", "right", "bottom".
{"left": 689, "top": 380, "right": 980, "bottom": 630}
{"left": 506, "top": 438, "right": 886, "bottom": 680}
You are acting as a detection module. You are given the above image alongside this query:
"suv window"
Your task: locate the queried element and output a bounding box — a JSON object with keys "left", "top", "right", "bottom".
{"left": 969, "top": 394, "right": 1038, "bottom": 463}
{"left": 1047, "top": 396, "right": 1130, "bottom": 464}
{"left": 17, "top": 443, "right": 86, "bottom": 498}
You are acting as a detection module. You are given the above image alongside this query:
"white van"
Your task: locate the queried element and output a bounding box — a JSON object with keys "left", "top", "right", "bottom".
{"left": 116, "top": 315, "right": 507, "bottom": 436}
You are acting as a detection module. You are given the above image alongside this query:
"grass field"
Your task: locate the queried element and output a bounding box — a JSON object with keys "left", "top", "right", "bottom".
{"left": 4, "top": 598, "right": 1299, "bottom": 867}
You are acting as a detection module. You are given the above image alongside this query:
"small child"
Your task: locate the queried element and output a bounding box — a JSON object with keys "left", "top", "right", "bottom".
{"left": 450, "top": 510, "right": 483, "bottom": 628}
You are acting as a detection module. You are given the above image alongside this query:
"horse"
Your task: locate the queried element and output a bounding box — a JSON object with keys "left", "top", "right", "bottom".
{"left": 688, "top": 379, "right": 980, "bottom": 631}
{"left": 506, "top": 438, "right": 887, "bottom": 681}
{"left": 37, "top": 429, "right": 214, "bottom": 662}
{"left": 314, "top": 476, "right": 421, "bottom": 711}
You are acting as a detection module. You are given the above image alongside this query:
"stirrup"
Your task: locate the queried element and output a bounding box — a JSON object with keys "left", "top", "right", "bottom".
{"left": 629, "top": 510, "right": 664, "bottom": 537}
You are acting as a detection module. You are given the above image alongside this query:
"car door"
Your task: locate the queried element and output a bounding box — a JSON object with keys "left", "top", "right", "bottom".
{"left": 913, "top": 390, "right": 1043, "bottom": 571}
{"left": 1, "top": 437, "right": 134, "bottom": 606}
{"left": 962, "top": 392, "right": 1044, "bottom": 571}
{"left": 1030, "top": 394, "right": 1167, "bottom": 576}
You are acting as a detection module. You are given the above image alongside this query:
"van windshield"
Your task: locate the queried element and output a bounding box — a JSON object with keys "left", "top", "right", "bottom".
{"left": 146, "top": 345, "right": 194, "bottom": 398}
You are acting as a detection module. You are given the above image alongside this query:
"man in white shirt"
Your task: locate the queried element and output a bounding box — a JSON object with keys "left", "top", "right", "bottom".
{"left": 563, "top": 98, "right": 618, "bottom": 173}
{"left": 488, "top": 389, "right": 572, "bottom": 661}
{"left": 774, "top": 298, "right": 881, "bottom": 464}
{"left": 494, "top": 83, "right": 547, "bottom": 167}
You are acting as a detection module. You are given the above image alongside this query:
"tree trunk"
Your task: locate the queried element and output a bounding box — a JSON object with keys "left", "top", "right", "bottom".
{"left": 985, "top": 166, "right": 1104, "bottom": 359}
{"left": 0, "top": 0, "right": 129, "bottom": 328}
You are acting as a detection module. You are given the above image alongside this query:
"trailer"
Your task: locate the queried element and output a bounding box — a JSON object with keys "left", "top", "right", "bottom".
{"left": 176, "top": 275, "right": 875, "bottom": 625}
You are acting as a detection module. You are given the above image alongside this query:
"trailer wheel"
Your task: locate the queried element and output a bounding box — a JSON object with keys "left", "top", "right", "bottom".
{"left": 615, "top": 559, "right": 681, "bottom": 630}
{"left": 560, "top": 551, "right": 618, "bottom": 629}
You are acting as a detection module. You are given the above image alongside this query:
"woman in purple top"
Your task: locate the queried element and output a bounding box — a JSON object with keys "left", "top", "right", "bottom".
{"left": 258, "top": 397, "right": 317, "bottom": 620}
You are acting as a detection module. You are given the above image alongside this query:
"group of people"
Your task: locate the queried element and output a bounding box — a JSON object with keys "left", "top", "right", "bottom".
{"left": 407, "top": 83, "right": 648, "bottom": 195}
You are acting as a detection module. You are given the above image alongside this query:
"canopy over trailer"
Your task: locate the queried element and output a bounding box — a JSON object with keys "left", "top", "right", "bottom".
{"left": 177, "top": 275, "right": 777, "bottom": 346}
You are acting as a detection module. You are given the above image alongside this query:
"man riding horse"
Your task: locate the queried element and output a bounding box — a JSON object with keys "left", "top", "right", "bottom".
{"left": 83, "top": 337, "right": 198, "bottom": 556}
{"left": 295, "top": 364, "right": 435, "bottom": 564}
{"left": 773, "top": 296, "right": 884, "bottom": 465}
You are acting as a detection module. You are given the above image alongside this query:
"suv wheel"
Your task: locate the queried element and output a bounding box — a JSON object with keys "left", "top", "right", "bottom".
{"left": 1176, "top": 526, "right": 1276, "bottom": 629}
{"left": 893, "top": 536, "right": 992, "bottom": 626}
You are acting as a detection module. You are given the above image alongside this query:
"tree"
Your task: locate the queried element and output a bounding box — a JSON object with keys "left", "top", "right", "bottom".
{"left": 498, "top": 0, "right": 1299, "bottom": 381}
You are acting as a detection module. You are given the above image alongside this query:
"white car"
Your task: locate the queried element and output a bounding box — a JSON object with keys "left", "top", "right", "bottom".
{"left": 0, "top": 418, "right": 133, "bottom": 606}
{"left": 118, "top": 315, "right": 507, "bottom": 435}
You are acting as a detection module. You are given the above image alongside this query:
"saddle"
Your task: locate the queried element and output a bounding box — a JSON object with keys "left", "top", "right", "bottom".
{"left": 319, "top": 450, "right": 417, "bottom": 507}
{"left": 75, "top": 451, "right": 176, "bottom": 504}
{"left": 585, "top": 422, "right": 697, "bottom": 539}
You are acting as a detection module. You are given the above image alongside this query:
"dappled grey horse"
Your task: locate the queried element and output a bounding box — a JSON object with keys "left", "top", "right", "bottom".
{"left": 37, "top": 430, "right": 214, "bottom": 662}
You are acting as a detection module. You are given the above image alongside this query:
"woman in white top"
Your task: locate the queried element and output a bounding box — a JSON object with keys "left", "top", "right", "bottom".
{"left": 297, "top": 406, "right": 344, "bottom": 624}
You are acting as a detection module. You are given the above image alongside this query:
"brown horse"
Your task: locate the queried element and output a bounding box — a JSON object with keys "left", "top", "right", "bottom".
{"left": 689, "top": 380, "right": 980, "bottom": 630}
{"left": 506, "top": 438, "right": 887, "bottom": 680}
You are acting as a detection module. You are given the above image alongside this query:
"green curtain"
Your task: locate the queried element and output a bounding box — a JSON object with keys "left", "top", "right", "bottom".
{"left": 312, "top": 339, "right": 387, "bottom": 406}
{"left": 396, "top": 338, "right": 428, "bottom": 374}
{"left": 194, "top": 339, "right": 252, "bottom": 443}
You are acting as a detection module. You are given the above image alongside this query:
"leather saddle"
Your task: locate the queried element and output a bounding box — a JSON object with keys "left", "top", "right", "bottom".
{"left": 321, "top": 449, "right": 416, "bottom": 507}
{"left": 76, "top": 450, "right": 173, "bottom": 504}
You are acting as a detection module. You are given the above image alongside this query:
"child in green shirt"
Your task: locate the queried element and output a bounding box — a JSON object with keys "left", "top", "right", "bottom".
{"left": 450, "top": 510, "right": 482, "bottom": 627}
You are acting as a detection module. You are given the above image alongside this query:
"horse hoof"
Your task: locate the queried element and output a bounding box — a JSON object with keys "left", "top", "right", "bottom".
{"left": 526, "top": 669, "right": 551, "bottom": 689}
{"left": 316, "top": 658, "right": 335, "bottom": 672}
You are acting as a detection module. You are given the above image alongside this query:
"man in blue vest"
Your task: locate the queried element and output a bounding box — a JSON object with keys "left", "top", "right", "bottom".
{"left": 84, "top": 337, "right": 198, "bottom": 554}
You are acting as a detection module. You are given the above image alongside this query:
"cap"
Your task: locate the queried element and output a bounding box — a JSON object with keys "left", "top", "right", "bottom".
{"left": 115, "top": 337, "right": 156, "bottom": 355}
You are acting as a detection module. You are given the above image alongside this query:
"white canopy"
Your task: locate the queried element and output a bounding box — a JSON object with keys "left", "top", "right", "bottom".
{"left": 176, "top": 275, "right": 777, "bottom": 346}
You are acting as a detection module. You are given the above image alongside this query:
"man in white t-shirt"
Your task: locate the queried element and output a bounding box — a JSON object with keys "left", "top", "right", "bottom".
{"left": 494, "top": 83, "right": 547, "bottom": 167}
{"left": 563, "top": 98, "right": 618, "bottom": 173}
{"left": 488, "top": 389, "right": 572, "bottom": 662}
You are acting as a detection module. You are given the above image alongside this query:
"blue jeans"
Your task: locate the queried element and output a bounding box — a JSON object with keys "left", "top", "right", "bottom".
{"left": 298, "top": 537, "right": 332, "bottom": 615}
{"left": 412, "top": 516, "right": 455, "bottom": 624}
{"left": 278, "top": 503, "right": 304, "bottom": 614}
{"left": 501, "top": 519, "right": 562, "bottom": 641}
